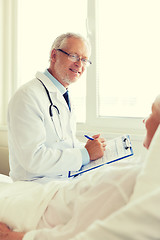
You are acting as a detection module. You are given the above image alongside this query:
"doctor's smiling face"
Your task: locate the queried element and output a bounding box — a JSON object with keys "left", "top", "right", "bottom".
{"left": 143, "top": 95, "right": 160, "bottom": 149}
{"left": 49, "top": 36, "right": 91, "bottom": 88}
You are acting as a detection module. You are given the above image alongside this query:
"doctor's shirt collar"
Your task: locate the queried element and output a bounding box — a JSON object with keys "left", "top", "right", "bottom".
{"left": 44, "top": 69, "right": 66, "bottom": 95}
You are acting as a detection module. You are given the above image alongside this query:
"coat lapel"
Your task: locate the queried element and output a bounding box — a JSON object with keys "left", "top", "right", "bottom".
{"left": 35, "top": 71, "right": 70, "bottom": 110}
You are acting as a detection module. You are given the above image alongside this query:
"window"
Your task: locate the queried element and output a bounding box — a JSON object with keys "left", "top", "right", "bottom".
{"left": 96, "top": 0, "right": 160, "bottom": 119}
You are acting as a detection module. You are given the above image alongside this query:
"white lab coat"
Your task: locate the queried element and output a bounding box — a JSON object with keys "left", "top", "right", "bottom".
{"left": 8, "top": 72, "right": 84, "bottom": 182}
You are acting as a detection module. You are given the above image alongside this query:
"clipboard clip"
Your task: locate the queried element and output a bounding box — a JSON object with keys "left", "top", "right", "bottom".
{"left": 123, "top": 137, "right": 131, "bottom": 149}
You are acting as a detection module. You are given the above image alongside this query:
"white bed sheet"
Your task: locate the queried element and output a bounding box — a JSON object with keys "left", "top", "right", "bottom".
{"left": 21, "top": 157, "right": 142, "bottom": 240}
{"left": 0, "top": 174, "right": 12, "bottom": 183}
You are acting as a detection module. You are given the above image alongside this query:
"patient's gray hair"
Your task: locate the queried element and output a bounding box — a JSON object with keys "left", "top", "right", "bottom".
{"left": 49, "top": 32, "right": 91, "bottom": 62}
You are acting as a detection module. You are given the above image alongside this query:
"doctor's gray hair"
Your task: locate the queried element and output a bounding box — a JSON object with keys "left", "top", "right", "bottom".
{"left": 49, "top": 32, "right": 91, "bottom": 62}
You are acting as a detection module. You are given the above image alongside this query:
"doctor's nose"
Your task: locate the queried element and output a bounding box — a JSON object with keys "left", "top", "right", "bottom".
{"left": 74, "top": 58, "right": 83, "bottom": 68}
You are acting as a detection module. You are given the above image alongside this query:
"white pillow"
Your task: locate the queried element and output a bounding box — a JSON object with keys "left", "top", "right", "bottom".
{"left": 0, "top": 174, "right": 12, "bottom": 183}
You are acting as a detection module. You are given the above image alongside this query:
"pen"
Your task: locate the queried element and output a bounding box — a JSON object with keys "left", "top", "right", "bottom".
{"left": 84, "top": 135, "right": 94, "bottom": 140}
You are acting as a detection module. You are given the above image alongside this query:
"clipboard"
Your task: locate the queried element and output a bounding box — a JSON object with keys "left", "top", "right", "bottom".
{"left": 68, "top": 135, "right": 134, "bottom": 178}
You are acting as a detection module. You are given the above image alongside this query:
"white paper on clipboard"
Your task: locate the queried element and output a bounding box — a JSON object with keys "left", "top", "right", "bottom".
{"left": 68, "top": 135, "right": 133, "bottom": 178}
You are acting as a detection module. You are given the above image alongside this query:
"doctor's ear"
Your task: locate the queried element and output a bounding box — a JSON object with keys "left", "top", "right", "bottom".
{"left": 50, "top": 49, "right": 57, "bottom": 63}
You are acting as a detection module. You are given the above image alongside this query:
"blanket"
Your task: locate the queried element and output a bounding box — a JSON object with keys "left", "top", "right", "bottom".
{"left": 0, "top": 180, "right": 65, "bottom": 232}
{"left": 22, "top": 158, "right": 142, "bottom": 240}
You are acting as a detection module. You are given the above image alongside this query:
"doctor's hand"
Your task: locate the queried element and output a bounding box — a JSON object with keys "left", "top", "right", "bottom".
{"left": 85, "top": 134, "right": 106, "bottom": 161}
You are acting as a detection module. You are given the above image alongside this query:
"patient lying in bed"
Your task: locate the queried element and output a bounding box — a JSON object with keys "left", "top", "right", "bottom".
{"left": 1, "top": 95, "right": 160, "bottom": 240}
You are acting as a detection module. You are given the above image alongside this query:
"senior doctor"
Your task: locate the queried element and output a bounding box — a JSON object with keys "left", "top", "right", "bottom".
{"left": 8, "top": 32, "right": 106, "bottom": 182}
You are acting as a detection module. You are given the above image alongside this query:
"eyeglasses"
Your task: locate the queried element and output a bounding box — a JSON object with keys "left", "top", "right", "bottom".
{"left": 57, "top": 49, "right": 92, "bottom": 67}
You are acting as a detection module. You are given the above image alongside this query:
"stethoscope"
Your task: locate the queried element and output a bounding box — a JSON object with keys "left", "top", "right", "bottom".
{"left": 37, "top": 78, "right": 65, "bottom": 141}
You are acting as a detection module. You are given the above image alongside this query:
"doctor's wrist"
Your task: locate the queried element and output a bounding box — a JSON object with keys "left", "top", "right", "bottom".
{"left": 80, "top": 148, "right": 90, "bottom": 166}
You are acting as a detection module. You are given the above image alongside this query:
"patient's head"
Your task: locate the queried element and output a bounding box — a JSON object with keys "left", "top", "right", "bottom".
{"left": 143, "top": 95, "right": 160, "bottom": 149}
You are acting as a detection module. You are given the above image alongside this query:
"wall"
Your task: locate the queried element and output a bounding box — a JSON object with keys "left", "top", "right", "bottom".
{"left": 0, "top": 127, "right": 9, "bottom": 175}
